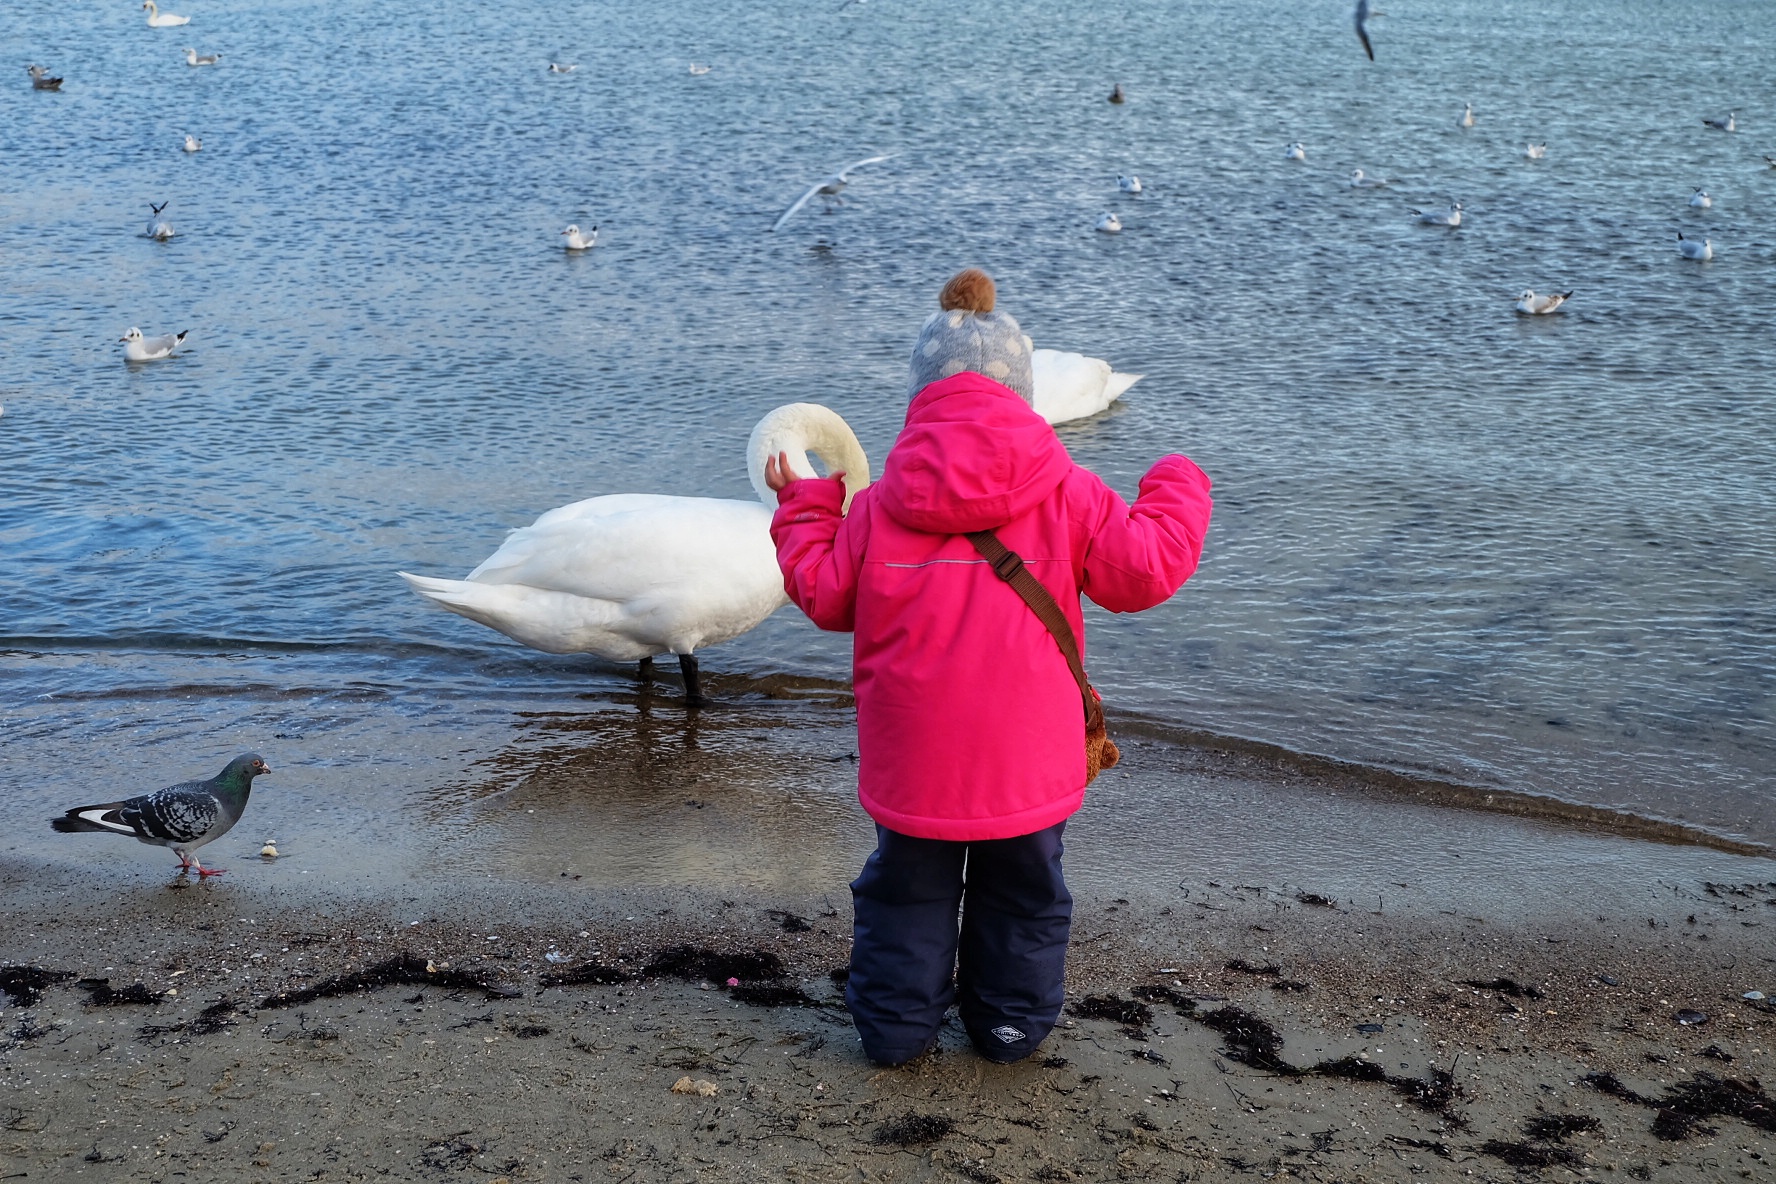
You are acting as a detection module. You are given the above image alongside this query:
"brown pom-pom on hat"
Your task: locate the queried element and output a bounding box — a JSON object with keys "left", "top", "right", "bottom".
{"left": 939, "top": 268, "right": 996, "bottom": 313}
{"left": 908, "top": 269, "right": 1032, "bottom": 402}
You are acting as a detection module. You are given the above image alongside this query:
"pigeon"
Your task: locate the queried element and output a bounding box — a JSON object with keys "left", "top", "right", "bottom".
{"left": 26, "top": 65, "right": 63, "bottom": 91}
{"left": 120, "top": 327, "right": 188, "bottom": 361}
{"left": 1117, "top": 174, "right": 1142, "bottom": 193}
{"left": 183, "top": 48, "right": 220, "bottom": 67}
{"left": 51, "top": 754, "right": 270, "bottom": 877}
{"left": 1702, "top": 112, "right": 1735, "bottom": 133}
{"left": 1515, "top": 289, "right": 1572, "bottom": 315}
{"left": 1285, "top": 142, "right": 1307, "bottom": 162}
{"left": 1411, "top": 201, "right": 1462, "bottom": 227}
{"left": 1689, "top": 188, "right": 1712, "bottom": 209}
{"left": 1677, "top": 232, "right": 1712, "bottom": 261}
{"left": 1094, "top": 211, "right": 1122, "bottom": 233}
{"left": 146, "top": 201, "right": 175, "bottom": 240}
{"left": 1108, "top": 83, "right": 1125, "bottom": 104}
{"left": 1353, "top": 0, "right": 1374, "bottom": 60}
{"left": 561, "top": 223, "right": 598, "bottom": 250}
{"left": 770, "top": 154, "right": 892, "bottom": 231}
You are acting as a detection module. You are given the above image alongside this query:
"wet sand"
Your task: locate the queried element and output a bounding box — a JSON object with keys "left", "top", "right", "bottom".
{"left": 5, "top": 722, "right": 1775, "bottom": 1182}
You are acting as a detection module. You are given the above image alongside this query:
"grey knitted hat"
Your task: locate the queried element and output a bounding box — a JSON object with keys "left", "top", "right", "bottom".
{"left": 907, "top": 269, "right": 1034, "bottom": 403}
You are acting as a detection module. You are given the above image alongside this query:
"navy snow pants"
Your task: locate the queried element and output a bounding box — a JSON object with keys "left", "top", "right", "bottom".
{"left": 846, "top": 821, "right": 1072, "bottom": 1066}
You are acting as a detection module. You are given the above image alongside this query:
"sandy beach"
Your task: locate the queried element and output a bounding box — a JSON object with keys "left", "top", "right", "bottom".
{"left": 5, "top": 729, "right": 1773, "bottom": 1183}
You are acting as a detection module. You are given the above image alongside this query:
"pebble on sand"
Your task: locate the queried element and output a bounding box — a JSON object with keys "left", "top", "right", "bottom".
{"left": 671, "top": 1076, "right": 718, "bottom": 1097}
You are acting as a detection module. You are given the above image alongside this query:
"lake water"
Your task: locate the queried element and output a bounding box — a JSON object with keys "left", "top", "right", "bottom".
{"left": 4, "top": 0, "right": 1773, "bottom": 852}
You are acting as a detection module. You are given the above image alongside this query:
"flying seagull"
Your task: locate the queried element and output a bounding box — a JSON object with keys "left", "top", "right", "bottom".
{"left": 770, "top": 155, "right": 892, "bottom": 231}
{"left": 51, "top": 754, "right": 270, "bottom": 877}
{"left": 1353, "top": 0, "right": 1374, "bottom": 60}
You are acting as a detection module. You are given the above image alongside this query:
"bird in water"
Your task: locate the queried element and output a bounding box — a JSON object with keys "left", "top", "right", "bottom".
{"left": 1348, "top": 168, "right": 1389, "bottom": 188}
{"left": 1677, "top": 232, "right": 1712, "bottom": 260}
{"left": 1285, "top": 142, "right": 1306, "bottom": 162}
{"left": 548, "top": 62, "right": 577, "bottom": 73}
{"left": 146, "top": 200, "right": 175, "bottom": 240}
{"left": 1108, "top": 83, "right": 1125, "bottom": 104}
{"left": 120, "top": 327, "right": 188, "bottom": 361}
{"left": 183, "top": 47, "right": 220, "bottom": 66}
{"left": 1689, "top": 188, "right": 1712, "bottom": 209}
{"left": 183, "top": 134, "right": 201, "bottom": 152}
{"left": 142, "top": 1, "right": 191, "bottom": 27}
{"left": 51, "top": 754, "right": 271, "bottom": 877}
{"left": 1353, "top": 0, "right": 1374, "bottom": 60}
{"left": 1117, "top": 174, "right": 1142, "bottom": 193}
{"left": 561, "top": 223, "right": 598, "bottom": 250}
{"left": 1524, "top": 143, "right": 1546, "bottom": 159}
{"left": 770, "top": 155, "right": 892, "bottom": 231}
{"left": 688, "top": 63, "right": 712, "bottom": 75}
{"left": 1459, "top": 102, "right": 1475, "bottom": 128}
{"left": 1095, "top": 211, "right": 1122, "bottom": 233}
{"left": 1702, "top": 112, "right": 1735, "bottom": 133}
{"left": 26, "top": 65, "right": 63, "bottom": 90}
{"left": 1411, "top": 201, "right": 1462, "bottom": 227}
{"left": 1514, "top": 289, "right": 1572, "bottom": 315}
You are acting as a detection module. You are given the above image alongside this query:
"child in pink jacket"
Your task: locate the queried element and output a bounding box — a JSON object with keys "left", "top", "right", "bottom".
{"left": 766, "top": 269, "right": 1212, "bottom": 1066}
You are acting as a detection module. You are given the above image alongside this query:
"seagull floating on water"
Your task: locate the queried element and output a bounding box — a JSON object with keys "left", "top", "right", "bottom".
{"left": 689, "top": 63, "right": 711, "bottom": 76}
{"left": 1348, "top": 168, "right": 1389, "bottom": 188}
{"left": 51, "top": 754, "right": 270, "bottom": 877}
{"left": 770, "top": 154, "right": 892, "bottom": 231}
{"left": 1702, "top": 112, "right": 1735, "bottom": 133}
{"left": 1524, "top": 143, "right": 1546, "bottom": 159}
{"left": 1677, "top": 232, "right": 1712, "bottom": 260}
{"left": 182, "top": 134, "right": 201, "bottom": 152}
{"left": 145, "top": 201, "right": 175, "bottom": 240}
{"left": 1459, "top": 103, "right": 1476, "bottom": 129}
{"left": 1689, "top": 187, "right": 1712, "bottom": 209}
{"left": 183, "top": 47, "right": 220, "bottom": 66}
{"left": 142, "top": 1, "right": 190, "bottom": 27}
{"left": 1285, "top": 142, "right": 1306, "bottom": 162}
{"left": 1117, "top": 174, "right": 1142, "bottom": 194}
{"left": 26, "top": 65, "right": 63, "bottom": 90}
{"left": 120, "top": 327, "right": 188, "bottom": 361}
{"left": 561, "top": 224, "right": 598, "bottom": 250}
{"left": 1515, "top": 289, "right": 1572, "bottom": 315}
{"left": 1353, "top": 0, "right": 1374, "bottom": 60}
{"left": 1411, "top": 201, "right": 1462, "bottom": 227}
{"left": 1094, "top": 211, "right": 1122, "bottom": 233}
{"left": 1108, "top": 83, "right": 1124, "bottom": 104}
{"left": 548, "top": 62, "right": 577, "bottom": 73}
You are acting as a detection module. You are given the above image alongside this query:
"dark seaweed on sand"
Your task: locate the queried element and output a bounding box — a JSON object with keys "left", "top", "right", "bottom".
{"left": 260, "top": 954, "right": 518, "bottom": 1008}
{"left": 1460, "top": 977, "right": 1545, "bottom": 999}
{"left": 0, "top": 966, "right": 75, "bottom": 1007}
{"left": 1522, "top": 1114, "right": 1602, "bottom": 1141}
{"left": 139, "top": 998, "right": 239, "bottom": 1041}
{"left": 1070, "top": 994, "right": 1154, "bottom": 1026}
{"left": 642, "top": 945, "right": 785, "bottom": 983}
{"left": 538, "top": 961, "right": 634, "bottom": 988}
{"left": 1585, "top": 1070, "right": 1773, "bottom": 1141}
{"left": 1479, "top": 1139, "right": 1585, "bottom": 1169}
{"left": 77, "top": 978, "right": 161, "bottom": 1006}
{"left": 730, "top": 983, "right": 822, "bottom": 1008}
{"left": 872, "top": 1113, "right": 953, "bottom": 1145}
{"left": 1224, "top": 958, "right": 1282, "bottom": 977}
{"left": 1132, "top": 983, "right": 1197, "bottom": 1013}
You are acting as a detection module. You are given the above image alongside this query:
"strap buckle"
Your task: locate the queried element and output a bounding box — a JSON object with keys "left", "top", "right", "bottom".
{"left": 989, "top": 550, "right": 1025, "bottom": 581}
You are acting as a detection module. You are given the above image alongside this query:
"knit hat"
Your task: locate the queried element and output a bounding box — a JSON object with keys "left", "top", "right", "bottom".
{"left": 907, "top": 269, "right": 1034, "bottom": 404}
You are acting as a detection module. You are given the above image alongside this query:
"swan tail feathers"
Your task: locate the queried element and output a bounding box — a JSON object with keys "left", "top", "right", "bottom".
{"left": 1103, "top": 372, "right": 1143, "bottom": 403}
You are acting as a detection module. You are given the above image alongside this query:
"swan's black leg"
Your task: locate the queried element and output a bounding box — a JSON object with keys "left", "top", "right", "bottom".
{"left": 639, "top": 655, "right": 655, "bottom": 680}
{"left": 679, "top": 653, "right": 706, "bottom": 708}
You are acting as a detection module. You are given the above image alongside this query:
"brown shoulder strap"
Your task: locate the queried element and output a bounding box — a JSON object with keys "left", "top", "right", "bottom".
{"left": 966, "top": 529, "right": 1103, "bottom": 730}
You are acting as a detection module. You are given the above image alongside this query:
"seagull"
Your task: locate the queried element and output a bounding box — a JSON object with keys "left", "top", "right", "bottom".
{"left": 1702, "top": 112, "right": 1735, "bottom": 132}
{"left": 1353, "top": 0, "right": 1374, "bottom": 60}
{"left": 1689, "top": 187, "right": 1712, "bottom": 209}
{"left": 120, "top": 327, "right": 188, "bottom": 361}
{"left": 1766, "top": 156, "right": 1776, "bottom": 168}
{"left": 1285, "top": 142, "right": 1306, "bottom": 162}
{"left": 51, "top": 754, "right": 270, "bottom": 877}
{"left": 770, "top": 154, "right": 892, "bottom": 231}
{"left": 1514, "top": 289, "right": 1572, "bottom": 315}
{"left": 182, "top": 134, "right": 201, "bottom": 152}
{"left": 145, "top": 201, "right": 175, "bottom": 240}
{"left": 1117, "top": 174, "right": 1142, "bottom": 193}
{"left": 688, "top": 63, "right": 711, "bottom": 75}
{"left": 548, "top": 62, "right": 577, "bottom": 73}
{"left": 1459, "top": 102, "right": 1475, "bottom": 128}
{"left": 1524, "top": 142, "right": 1546, "bottom": 159}
{"left": 1348, "top": 168, "right": 1389, "bottom": 188}
{"left": 561, "top": 223, "right": 598, "bottom": 250}
{"left": 1677, "top": 232, "right": 1712, "bottom": 260}
{"left": 1108, "top": 83, "right": 1125, "bottom": 104}
{"left": 1411, "top": 201, "right": 1462, "bottom": 227}
{"left": 1094, "top": 211, "right": 1122, "bottom": 233}
{"left": 26, "top": 65, "right": 63, "bottom": 90}
{"left": 142, "top": 1, "right": 190, "bottom": 27}
{"left": 183, "top": 48, "right": 220, "bottom": 66}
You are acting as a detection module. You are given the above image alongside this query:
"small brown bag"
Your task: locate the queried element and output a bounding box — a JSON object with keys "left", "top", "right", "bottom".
{"left": 967, "top": 529, "right": 1121, "bottom": 783}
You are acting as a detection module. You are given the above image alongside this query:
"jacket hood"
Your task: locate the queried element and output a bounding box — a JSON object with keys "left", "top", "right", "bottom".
{"left": 875, "top": 372, "right": 1074, "bottom": 534}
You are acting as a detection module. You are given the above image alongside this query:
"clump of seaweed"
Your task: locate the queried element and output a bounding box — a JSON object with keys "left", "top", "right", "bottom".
{"left": 77, "top": 978, "right": 161, "bottom": 1006}
{"left": 1131, "top": 983, "right": 1196, "bottom": 1013}
{"left": 872, "top": 1113, "right": 954, "bottom": 1146}
{"left": 260, "top": 954, "right": 518, "bottom": 1008}
{"left": 1585, "top": 1069, "right": 1773, "bottom": 1141}
{"left": 1070, "top": 995, "right": 1154, "bottom": 1027}
{"left": 642, "top": 945, "right": 785, "bottom": 983}
{"left": 1198, "top": 1005, "right": 1293, "bottom": 1073}
{"left": 538, "top": 961, "right": 633, "bottom": 988}
{"left": 1224, "top": 959, "right": 1282, "bottom": 977}
{"left": 0, "top": 966, "right": 75, "bottom": 1007}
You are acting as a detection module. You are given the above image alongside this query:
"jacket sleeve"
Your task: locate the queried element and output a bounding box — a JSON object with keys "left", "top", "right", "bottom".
{"left": 1076, "top": 454, "right": 1213, "bottom": 613}
{"left": 769, "top": 475, "right": 864, "bottom": 633}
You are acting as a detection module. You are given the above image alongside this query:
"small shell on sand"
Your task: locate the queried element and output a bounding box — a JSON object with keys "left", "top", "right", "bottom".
{"left": 260, "top": 840, "right": 279, "bottom": 858}
{"left": 671, "top": 1076, "right": 718, "bottom": 1097}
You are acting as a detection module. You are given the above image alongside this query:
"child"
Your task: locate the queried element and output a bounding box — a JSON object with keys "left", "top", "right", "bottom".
{"left": 765, "top": 268, "right": 1212, "bottom": 1066}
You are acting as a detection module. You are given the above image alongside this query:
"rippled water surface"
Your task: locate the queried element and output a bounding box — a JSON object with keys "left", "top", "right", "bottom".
{"left": 5, "top": 0, "right": 1774, "bottom": 846}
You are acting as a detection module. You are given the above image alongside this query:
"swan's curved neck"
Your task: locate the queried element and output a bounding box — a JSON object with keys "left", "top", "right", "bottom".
{"left": 747, "top": 403, "right": 871, "bottom": 514}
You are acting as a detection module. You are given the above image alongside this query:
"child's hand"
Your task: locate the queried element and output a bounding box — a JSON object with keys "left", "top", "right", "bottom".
{"left": 765, "top": 451, "right": 844, "bottom": 494}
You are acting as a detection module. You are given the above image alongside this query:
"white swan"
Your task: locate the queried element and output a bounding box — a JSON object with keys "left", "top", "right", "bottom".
{"left": 1689, "top": 188, "right": 1712, "bottom": 209}
{"left": 1285, "top": 142, "right": 1306, "bottom": 162}
{"left": 1117, "top": 174, "right": 1142, "bottom": 193}
{"left": 1514, "top": 289, "right": 1571, "bottom": 315}
{"left": 1524, "top": 143, "right": 1546, "bottom": 160}
{"left": 146, "top": 201, "right": 175, "bottom": 240}
{"left": 398, "top": 404, "right": 870, "bottom": 705}
{"left": 1677, "top": 232, "right": 1712, "bottom": 261}
{"left": 120, "top": 327, "right": 188, "bottom": 361}
{"left": 183, "top": 48, "right": 220, "bottom": 66}
{"left": 1031, "top": 349, "right": 1141, "bottom": 425}
{"left": 1348, "top": 169, "right": 1388, "bottom": 188}
{"left": 561, "top": 224, "right": 598, "bottom": 250}
{"left": 1094, "top": 211, "right": 1121, "bottom": 233}
{"left": 182, "top": 134, "right": 202, "bottom": 152}
{"left": 1412, "top": 201, "right": 1462, "bottom": 227}
{"left": 142, "top": 1, "right": 190, "bottom": 27}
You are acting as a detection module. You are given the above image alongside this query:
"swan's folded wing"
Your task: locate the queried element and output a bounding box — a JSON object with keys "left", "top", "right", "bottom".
{"left": 1031, "top": 348, "right": 1115, "bottom": 425}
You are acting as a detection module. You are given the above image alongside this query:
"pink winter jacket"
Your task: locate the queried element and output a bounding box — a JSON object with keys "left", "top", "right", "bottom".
{"left": 770, "top": 371, "right": 1213, "bottom": 841}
